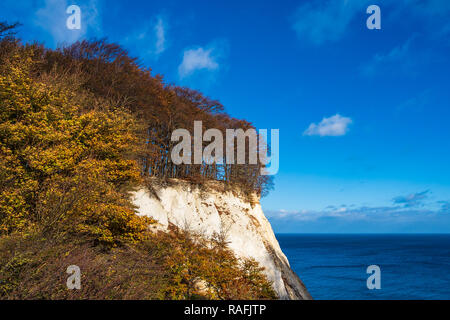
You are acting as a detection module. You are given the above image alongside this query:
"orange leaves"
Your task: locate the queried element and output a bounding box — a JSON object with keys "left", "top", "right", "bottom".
{"left": 154, "top": 229, "right": 277, "bottom": 300}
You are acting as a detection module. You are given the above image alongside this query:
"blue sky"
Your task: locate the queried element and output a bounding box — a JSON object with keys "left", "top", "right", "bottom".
{"left": 2, "top": 0, "right": 450, "bottom": 233}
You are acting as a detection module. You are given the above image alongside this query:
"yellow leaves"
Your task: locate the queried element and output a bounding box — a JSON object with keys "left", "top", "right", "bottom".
{"left": 75, "top": 109, "right": 139, "bottom": 159}
{"left": 24, "top": 143, "right": 84, "bottom": 175}
{"left": 0, "top": 48, "right": 149, "bottom": 246}
{"left": 0, "top": 41, "right": 279, "bottom": 300}
{"left": 0, "top": 190, "right": 30, "bottom": 234}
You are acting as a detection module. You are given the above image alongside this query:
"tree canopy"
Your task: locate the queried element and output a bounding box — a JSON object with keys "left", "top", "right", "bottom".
{"left": 0, "top": 22, "right": 277, "bottom": 300}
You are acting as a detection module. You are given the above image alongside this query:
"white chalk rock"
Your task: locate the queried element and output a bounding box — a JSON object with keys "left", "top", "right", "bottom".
{"left": 131, "top": 180, "right": 311, "bottom": 300}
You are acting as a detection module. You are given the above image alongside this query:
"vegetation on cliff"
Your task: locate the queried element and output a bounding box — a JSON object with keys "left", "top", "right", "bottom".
{"left": 0, "top": 22, "right": 276, "bottom": 300}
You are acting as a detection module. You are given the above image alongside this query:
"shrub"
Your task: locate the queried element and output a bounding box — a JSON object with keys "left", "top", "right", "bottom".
{"left": 0, "top": 47, "right": 150, "bottom": 245}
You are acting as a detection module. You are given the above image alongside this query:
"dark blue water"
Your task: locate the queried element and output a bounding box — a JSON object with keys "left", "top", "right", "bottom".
{"left": 276, "top": 234, "right": 450, "bottom": 300}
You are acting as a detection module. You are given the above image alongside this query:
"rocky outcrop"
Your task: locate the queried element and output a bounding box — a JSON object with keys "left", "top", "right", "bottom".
{"left": 131, "top": 180, "right": 311, "bottom": 300}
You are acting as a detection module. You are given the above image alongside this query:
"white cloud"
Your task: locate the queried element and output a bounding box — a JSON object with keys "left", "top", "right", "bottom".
{"left": 154, "top": 17, "right": 166, "bottom": 55}
{"left": 178, "top": 46, "right": 219, "bottom": 79}
{"left": 303, "top": 114, "right": 352, "bottom": 137}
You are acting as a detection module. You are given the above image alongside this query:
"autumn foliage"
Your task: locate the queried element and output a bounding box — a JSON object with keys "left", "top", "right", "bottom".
{"left": 0, "top": 41, "right": 150, "bottom": 244}
{"left": 0, "top": 22, "right": 277, "bottom": 300}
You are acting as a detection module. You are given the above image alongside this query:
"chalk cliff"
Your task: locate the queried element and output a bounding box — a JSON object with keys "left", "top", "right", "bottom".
{"left": 131, "top": 180, "right": 312, "bottom": 300}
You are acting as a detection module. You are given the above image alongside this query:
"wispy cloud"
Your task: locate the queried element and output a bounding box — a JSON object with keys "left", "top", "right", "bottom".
{"left": 291, "top": 0, "right": 450, "bottom": 47}
{"left": 361, "top": 0, "right": 450, "bottom": 76}
{"left": 154, "top": 17, "right": 166, "bottom": 55}
{"left": 266, "top": 205, "right": 438, "bottom": 223}
{"left": 123, "top": 15, "right": 168, "bottom": 60}
{"left": 178, "top": 41, "right": 227, "bottom": 79}
{"left": 303, "top": 114, "right": 352, "bottom": 137}
{"left": 406, "top": 0, "right": 450, "bottom": 17}
{"left": 291, "top": 0, "right": 368, "bottom": 45}
{"left": 267, "top": 190, "right": 446, "bottom": 225}
{"left": 35, "top": 0, "right": 101, "bottom": 47}
{"left": 361, "top": 36, "right": 421, "bottom": 76}
{"left": 392, "top": 190, "right": 430, "bottom": 207}
{"left": 267, "top": 194, "right": 447, "bottom": 226}
{"left": 438, "top": 201, "right": 450, "bottom": 212}
{"left": 266, "top": 202, "right": 450, "bottom": 233}
{"left": 397, "top": 90, "right": 432, "bottom": 113}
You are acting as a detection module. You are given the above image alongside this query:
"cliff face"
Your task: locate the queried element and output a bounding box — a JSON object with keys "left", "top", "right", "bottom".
{"left": 131, "top": 181, "right": 312, "bottom": 300}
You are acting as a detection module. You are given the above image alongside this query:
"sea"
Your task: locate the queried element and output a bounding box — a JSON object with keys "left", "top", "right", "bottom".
{"left": 276, "top": 234, "right": 450, "bottom": 300}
